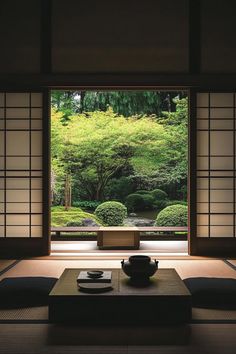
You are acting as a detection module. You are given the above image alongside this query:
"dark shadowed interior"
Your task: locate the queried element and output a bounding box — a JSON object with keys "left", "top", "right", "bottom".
{"left": 0, "top": 1, "right": 236, "bottom": 353}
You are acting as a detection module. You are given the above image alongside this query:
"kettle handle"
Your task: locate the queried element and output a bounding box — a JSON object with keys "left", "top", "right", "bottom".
{"left": 121, "top": 259, "right": 125, "bottom": 266}
{"left": 155, "top": 259, "right": 159, "bottom": 266}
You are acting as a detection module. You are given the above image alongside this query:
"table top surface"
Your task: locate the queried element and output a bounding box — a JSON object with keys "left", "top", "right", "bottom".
{"left": 50, "top": 268, "right": 191, "bottom": 298}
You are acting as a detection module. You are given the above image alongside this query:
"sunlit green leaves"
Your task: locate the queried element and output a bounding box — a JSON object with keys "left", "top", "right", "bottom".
{"left": 51, "top": 97, "right": 188, "bottom": 203}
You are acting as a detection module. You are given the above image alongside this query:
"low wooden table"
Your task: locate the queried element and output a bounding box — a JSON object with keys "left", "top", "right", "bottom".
{"left": 97, "top": 226, "right": 140, "bottom": 249}
{"left": 49, "top": 268, "right": 191, "bottom": 324}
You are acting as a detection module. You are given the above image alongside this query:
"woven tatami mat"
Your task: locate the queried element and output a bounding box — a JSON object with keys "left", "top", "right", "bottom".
{"left": 0, "top": 306, "right": 48, "bottom": 321}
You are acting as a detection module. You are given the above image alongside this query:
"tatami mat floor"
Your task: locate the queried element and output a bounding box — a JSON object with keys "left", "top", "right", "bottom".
{"left": 0, "top": 258, "right": 236, "bottom": 322}
{"left": 0, "top": 260, "right": 16, "bottom": 273}
{"left": 0, "top": 258, "right": 236, "bottom": 353}
{"left": 2, "top": 259, "right": 236, "bottom": 280}
{"left": 227, "top": 259, "right": 236, "bottom": 267}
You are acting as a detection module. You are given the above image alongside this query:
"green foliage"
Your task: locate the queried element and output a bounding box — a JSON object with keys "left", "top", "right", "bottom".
{"left": 51, "top": 91, "right": 188, "bottom": 119}
{"left": 179, "top": 185, "right": 187, "bottom": 200}
{"left": 72, "top": 91, "right": 162, "bottom": 117}
{"left": 51, "top": 91, "right": 82, "bottom": 122}
{"left": 125, "top": 194, "right": 146, "bottom": 212}
{"left": 51, "top": 207, "right": 101, "bottom": 227}
{"left": 51, "top": 108, "right": 170, "bottom": 202}
{"left": 154, "top": 98, "right": 188, "bottom": 190}
{"left": 166, "top": 200, "right": 187, "bottom": 207}
{"left": 155, "top": 204, "right": 188, "bottom": 227}
{"left": 66, "top": 221, "right": 83, "bottom": 227}
{"left": 51, "top": 206, "right": 82, "bottom": 212}
{"left": 136, "top": 190, "right": 151, "bottom": 195}
{"left": 126, "top": 189, "right": 167, "bottom": 211}
{"left": 142, "top": 194, "right": 155, "bottom": 210}
{"left": 94, "top": 201, "right": 127, "bottom": 226}
{"left": 158, "top": 97, "right": 188, "bottom": 126}
{"left": 126, "top": 192, "right": 161, "bottom": 211}
{"left": 73, "top": 200, "right": 101, "bottom": 211}
{"left": 103, "top": 91, "right": 162, "bottom": 117}
{"left": 129, "top": 175, "right": 159, "bottom": 191}
{"left": 104, "top": 177, "right": 134, "bottom": 202}
{"left": 151, "top": 189, "right": 168, "bottom": 200}
{"left": 51, "top": 92, "right": 188, "bottom": 212}
{"left": 153, "top": 200, "right": 167, "bottom": 211}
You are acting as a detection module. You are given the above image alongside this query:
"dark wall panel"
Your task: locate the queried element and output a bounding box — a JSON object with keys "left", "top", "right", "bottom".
{"left": 0, "top": 0, "right": 41, "bottom": 74}
{"left": 52, "top": 0, "right": 189, "bottom": 73}
{"left": 201, "top": 0, "right": 236, "bottom": 73}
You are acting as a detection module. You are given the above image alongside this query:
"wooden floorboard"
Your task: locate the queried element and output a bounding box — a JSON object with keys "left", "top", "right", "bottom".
{"left": 0, "top": 324, "right": 235, "bottom": 353}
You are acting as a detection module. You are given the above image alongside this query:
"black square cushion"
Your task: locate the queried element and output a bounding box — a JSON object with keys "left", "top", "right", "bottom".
{"left": 0, "top": 277, "right": 58, "bottom": 308}
{"left": 183, "top": 277, "right": 236, "bottom": 310}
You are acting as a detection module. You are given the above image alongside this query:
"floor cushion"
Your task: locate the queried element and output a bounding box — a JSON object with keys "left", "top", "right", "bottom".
{"left": 183, "top": 277, "right": 236, "bottom": 309}
{"left": 0, "top": 277, "right": 58, "bottom": 308}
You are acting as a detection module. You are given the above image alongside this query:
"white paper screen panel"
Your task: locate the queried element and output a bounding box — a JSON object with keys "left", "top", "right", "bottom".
{"left": 196, "top": 93, "right": 236, "bottom": 238}
{"left": 0, "top": 92, "right": 43, "bottom": 238}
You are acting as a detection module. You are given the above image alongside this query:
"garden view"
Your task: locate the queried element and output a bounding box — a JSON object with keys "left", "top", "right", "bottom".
{"left": 51, "top": 91, "right": 188, "bottom": 232}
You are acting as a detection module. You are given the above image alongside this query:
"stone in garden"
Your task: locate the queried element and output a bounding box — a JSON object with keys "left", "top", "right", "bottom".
{"left": 124, "top": 217, "right": 154, "bottom": 227}
{"left": 134, "top": 219, "right": 155, "bottom": 227}
{"left": 81, "top": 218, "right": 99, "bottom": 227}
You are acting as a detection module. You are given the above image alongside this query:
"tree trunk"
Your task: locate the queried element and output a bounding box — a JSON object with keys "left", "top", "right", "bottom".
{"left": 64, "top": 174, "right": 72, "bottom": 211}
{"left": 79, "top": 91, "right": 86, "bottom": 112}
{"left": 50, "top": 170, "right": 55, "bottom": 205}
{"left": 96, "top": 186, "right": 103, "bottom": 201}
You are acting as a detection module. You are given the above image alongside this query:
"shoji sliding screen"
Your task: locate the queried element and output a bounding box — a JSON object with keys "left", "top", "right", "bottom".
{"left": 195, "top": 92, "right": 236, "bottom": 254}
{"left": 0, "top": 92, "right": 49, "bottom": 256}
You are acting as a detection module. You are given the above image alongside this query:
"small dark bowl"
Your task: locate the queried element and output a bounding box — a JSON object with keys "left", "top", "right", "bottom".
{"left": 87, "top": 270, "right": 104, "bottom": 278}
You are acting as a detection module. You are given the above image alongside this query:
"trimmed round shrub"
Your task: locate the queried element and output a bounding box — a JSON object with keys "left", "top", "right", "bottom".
{"left": 142, "top": 194, "right": 155, "bottom": 210}
{"left": 155, "top": 204, "right": 188, "bottom": 227}
{"left": 94, "top": 201, "right": 127, "bottom": 226}
{"left": 151, "top": 189, "right": 168, "bottom": 200}
{"left": 166, "top": 200, "right": 187, "bottom": 207}
{"left": 125, "top": 194, "right": 146, "bottom": 212}
{"left": 153, "top": 199, "right": 167, "bottom": 211}
{"left": 105, "top": 177, "right": 134, "bottom": 201}
{"left": 136, "top": 190, "right": 151, "bottom": 195}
